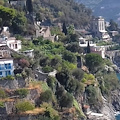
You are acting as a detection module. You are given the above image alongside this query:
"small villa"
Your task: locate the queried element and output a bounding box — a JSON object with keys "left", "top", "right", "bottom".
{"left": 0, "top": 36, "right": 21, "bottom": 51}
{"left": 0, "top": 59, "right": 14, "bottom": 77}
{"left": 0, "top": 45, "right": 14, "bottom": 77}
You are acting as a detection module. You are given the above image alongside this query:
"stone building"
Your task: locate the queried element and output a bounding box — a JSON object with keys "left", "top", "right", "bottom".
{"left": 92, "top": 16, "right": 111, "bottom": 41}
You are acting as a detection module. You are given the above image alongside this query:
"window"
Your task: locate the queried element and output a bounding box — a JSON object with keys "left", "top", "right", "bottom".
{"left": 8, "top": 71, "right": 11, "bottom": 75}
{"left": 0, "top": 72, "right": 2, "bottom": 75}
{"left": 5, "top": 71, "right": 11, "bottom": 76}
{"left": 15, "top": 44, "right": 17, "bottom": 49}
{"left": 5, "top": 63, "right": 11, "bottom": 69}
{"left": 0, "top": 64, "right": 4, "bottom": 70}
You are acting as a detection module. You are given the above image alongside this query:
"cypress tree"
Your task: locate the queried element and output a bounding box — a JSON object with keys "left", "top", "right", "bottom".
{"left": 86, "top": 41, "right": 91, "bottom": 53}
{"left": 62, "top": 22, "right": 67, "bottom": 35}
{"left": 26, "top": 0, "right": 33, "bottom": 14}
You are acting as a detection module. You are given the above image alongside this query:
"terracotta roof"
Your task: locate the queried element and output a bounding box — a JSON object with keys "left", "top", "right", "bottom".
{"left": 83, "top": 105, "right": 90, "bottom": 109}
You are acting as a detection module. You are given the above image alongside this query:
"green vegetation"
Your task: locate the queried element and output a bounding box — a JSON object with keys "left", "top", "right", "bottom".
{"left": 40, "top": 90, "right": 53, "bottom": 103}
{"left": 1, "top": 1, "right": 120, "bottom": 119}
{"left": 0, "top": 5, "right": 16, "bottom": 32}
{"left": 86, "top": 85, "right": 103, "bottom": 111}
{"left": 0, "top": 101, "right": 4, "bottom": 108}
{"left": 85, "top": 53, "right": 103, "bottom": 72}
{"left": 15, "top": 101, "right": 35, "bottom": 112}
{"left": 15, "top": 88, "right": 29, "bottom": 98}
{"left": 96, "top": 41, "right": 113, "bottom": 46}
{"left": 33, "top": 0, "right": 92, "bottom": 27}
{"left": 41, "top": 102, "right": 60, "bottom": 120}
{"left": 59, "top": 92, "right": 73, "bottom": 109}
{"left": 0, "top": 89, "right": 7, "bottom": 99}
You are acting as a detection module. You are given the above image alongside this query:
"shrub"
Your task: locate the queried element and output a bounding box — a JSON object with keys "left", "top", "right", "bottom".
{"left": 19, "top": 58, "right": 30, "bottom": 68}
{"left": 40, "top": 90, "right": 52, "bottom": 103}
{"left": 63, "top": 50, "right": 77, "bottom": 63}
{"left": 41, "top": 102, "right": 60, "bottom": 120}
{"left": 15, "top": 88, "right": 28, "bottom": 98}
{"left": 47, "top": 76, "right": 56, "bottom": 90}
{"left": 59, "top": 92, "right": 73, "bottom": 109}
{"left": 0, "top": 89, "right": 7, "bottom": 99}
{"left": 72, "top": 68, "right": 84, "bottom": 81}
{"left": 0, "top": 101, "right": 4, "bottom": 108}
{"left": 6, "top": 75, "right": 15, "bottom": 80}
{"left": 15, "top": 101, "right": 35, "bottom": 112}
{"left": 85, "top": 53, "right": 103, "bottom": 72}
{"left": 42, "top": 66, "right": 53, "bottom": 73}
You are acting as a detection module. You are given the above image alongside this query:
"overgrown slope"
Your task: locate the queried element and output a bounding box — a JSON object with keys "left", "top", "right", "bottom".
{"left": 33, "top": 0, "right": 92, "bottom": 28}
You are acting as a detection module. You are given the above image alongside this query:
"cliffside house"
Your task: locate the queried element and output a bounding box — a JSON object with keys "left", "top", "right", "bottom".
{"left": 79, "top": 37, "right": 105, "bottom": 58}
{"left": 92, "top": 16, "right": 111, "bottom": 41}
{"left": 90, "top": 45, "right": 105, "bottom": 58}
{"left": 0, "top": 45, "right": 14, "bottom": 77}
{"left": 35, "top": 23, "right": 55, "bottom": 42}
{"left": 0, "top": 36, "right": 21, "bottom": 52}
{"left": 79, "top": 37, "right": 96, "bottom": 48}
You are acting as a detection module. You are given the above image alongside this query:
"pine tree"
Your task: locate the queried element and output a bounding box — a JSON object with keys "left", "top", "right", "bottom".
{"left": 62, "top": 22, "right": 67, "bottom": 35}
{"left": 86, "top": 41, "right": 91, "bottom": 53}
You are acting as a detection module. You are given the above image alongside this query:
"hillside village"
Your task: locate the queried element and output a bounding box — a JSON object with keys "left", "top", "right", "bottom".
{"left": 0, "top": 0, "right": 120, "bottom": 120}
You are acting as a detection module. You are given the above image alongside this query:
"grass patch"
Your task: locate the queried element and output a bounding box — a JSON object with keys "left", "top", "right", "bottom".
{"left": 0, "top": 101, "right": 4, "bottom": 108}
{"left": 29, "top": 81, "right": 49, "bottom": 92}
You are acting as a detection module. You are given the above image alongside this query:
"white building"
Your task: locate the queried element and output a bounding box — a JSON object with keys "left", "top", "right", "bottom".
{"left": 7, "top": 37, "right": 21, "bottom": 51}
{"left": 0, "top": 37, "right": 21, "bottom": 51}
{"left": 90, "top": 45, "right": 105, "bottom": 58}
{"left": 92, "top": 16, "right": 111, "bottom": 41}
{"left": 79, "top": 37, "right": 96, "bottom": 48}
{"left": 0, "top": 59, "right": 14, "bottom": 77}
{"left": 22, "top": 49, "right": 34, "bottom": 58}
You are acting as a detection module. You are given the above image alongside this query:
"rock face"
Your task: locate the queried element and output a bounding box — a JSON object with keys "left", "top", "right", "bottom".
{"left": 111, "top": 90, "right": 120, "bottom": 111}
{"left": 87, "top": 97, "right": 115, "bottom": 120}
{"left": 100, "top": 98, "right": 115, "bottom": 120}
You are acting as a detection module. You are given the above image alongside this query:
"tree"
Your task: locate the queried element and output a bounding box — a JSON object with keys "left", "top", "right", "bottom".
{"left": 67, "top": 25, "right": 75, "bottom": 35}
{"left": 19, "top": 58, "right": 30, "bottom": 68}
{"left": 72, "top": 68, "right": 84, "bottom": 81}
{"left": 11, "top": 11, "right": 27, "bottom": 34}
{"left": 59, "top": 92, "right": 73, "bottom": 109}
{"left": 85, "top": 53, "right": 103, "bottom": 72}
{"left": 0, "top": 6, "right": 16, "bottom": 33}
{"left": 47, "top": 76, "right": 56, "bottom": 90}
{"left": 35, "top": 12, "right": 42, "bottom": 22}
{"left": 56, "top": 69, "right": 70, "bottom": 86}
{"left": 40, "top": 90, "right": 52, "bottom": 103}
{"left": 55, "top": 86, "right": 65, "bottom": 100}
{"left": 86, "top": 41, "right": 91, "bottom": 53}
{"left": 26, "top": 0, "right": 33, "bottom": 14}
{"left": 66, "top": 42, "right": 84, "bottom": 53}
{"left": 66, "top": 78, "right": 77, "bottom": 93}
{"left": 63, "top": 50, "right": 77, "bottom": 63}
{"left": 62, "top": 22, "right": 67, "bottom": 35}
{"left": 108, "top": 19, "right": 118, "bottom": 31}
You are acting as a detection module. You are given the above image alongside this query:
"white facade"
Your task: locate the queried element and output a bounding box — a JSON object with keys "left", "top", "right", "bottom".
{"left": 79, "top": 37, "right": 96, "bottom": 47}
{"left": 90, "top": 45, "right": 105, "bottom": 58}
{"left": 0, "top": 59, "right": 14, "bottom": 77}
{"left": 7, "top": 37, "right": 21, "bottom": 51}
{"left": 92, "top": 16, "right": 111, "bottom": 41}
{"left": 22, "top": 49, "right": 34, "bottom": 58}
